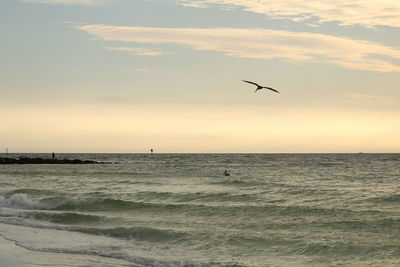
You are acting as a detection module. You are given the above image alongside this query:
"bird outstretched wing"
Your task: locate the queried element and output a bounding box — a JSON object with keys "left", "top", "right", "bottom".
{"left": 242, "top": 80, "right": 260, "bottom": 87}
{"left": 263, "top": 87, "right": 280, "bottom": 93}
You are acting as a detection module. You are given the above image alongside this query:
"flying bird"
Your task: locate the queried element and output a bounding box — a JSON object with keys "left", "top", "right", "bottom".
{"left": 242, "top": 80, "right": 280, "bottom": 93}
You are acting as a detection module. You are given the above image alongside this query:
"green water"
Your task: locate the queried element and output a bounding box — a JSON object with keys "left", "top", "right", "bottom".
{"left": 1, "top": 153, "right": 400, "bottom": 266}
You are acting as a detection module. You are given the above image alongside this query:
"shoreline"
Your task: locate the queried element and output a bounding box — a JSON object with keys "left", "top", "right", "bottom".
{"left": 0, "top": 234, "right": 30, "bottom": 267}
{"left": 0, "top": 223, "right": 136, "bottom": 267}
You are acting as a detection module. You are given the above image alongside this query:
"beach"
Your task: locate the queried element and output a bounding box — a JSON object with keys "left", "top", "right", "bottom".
{"left": 0, "top": 223, "right": 136, "bottom": 267}
{"left": 0, "top": 234, "right": 30, "bottom": 267}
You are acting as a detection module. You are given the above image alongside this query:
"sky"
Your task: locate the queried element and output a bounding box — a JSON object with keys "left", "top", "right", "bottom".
{"left": 1, "top": 0, "right": 400, "bottom": 153}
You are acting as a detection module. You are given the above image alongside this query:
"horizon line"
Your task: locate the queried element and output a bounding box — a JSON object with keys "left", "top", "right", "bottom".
{"left": 2, "top": 152, "right": 399, "bottom": 154}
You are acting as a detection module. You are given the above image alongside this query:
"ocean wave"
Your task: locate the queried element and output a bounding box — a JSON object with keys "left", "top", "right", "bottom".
{"left": 4, "top": 188, "right": 55, "bottom": 197}
{"left": 227, "top": 235, "right": 301, "bottom": 248}
{"left": 0, "top": 193, "right": 50, "bottom": 210}
{"left": 315, "top": 218, "right": 400, "bottom": 233}
{"left": 53, "top": 198, "right": 150, "bottom": 211}
{"left": 75, "top": 226, "right": 189, "bottom": 243}
{"left": 318, "top": 161, "right": 346, "bottom": 167}
{"left": 0, "top": 191, "right": 148, "bottom": 212}
{"left": 210, "top": 179, "right": 265, "bottom": 187}
{"left": 294, "top": 241, "right": 400, "bottom": 258}
{"left": 31, "top": 212, "right": 104, "bottom": 224}
{"left": 1, "top": 211, "right": 189, "bottom": 244}
{"left": 134, "top": 191, "right": 259, "bottom": 203}
{"left": 0, "top": 190, "right": 367, "bottom": 220}
{"left": 371, "top": 194, "right": 400, "bottom": 203}
{"left": 0, "top": 191, "right": 177, "bottom": 212}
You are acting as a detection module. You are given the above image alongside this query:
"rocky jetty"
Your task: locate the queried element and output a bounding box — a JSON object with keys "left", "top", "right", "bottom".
{"left": 0, "top": 157, "right": 105, "bottom": 164}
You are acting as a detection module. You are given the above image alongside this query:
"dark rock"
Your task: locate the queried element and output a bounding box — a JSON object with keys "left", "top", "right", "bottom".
{"left": 0, "top": 157, "right": 105, "bottom": 165}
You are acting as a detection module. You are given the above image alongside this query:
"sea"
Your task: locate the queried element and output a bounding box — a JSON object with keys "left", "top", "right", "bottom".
{"left": 1, "top": 153, "right": 400, "bottom": 266}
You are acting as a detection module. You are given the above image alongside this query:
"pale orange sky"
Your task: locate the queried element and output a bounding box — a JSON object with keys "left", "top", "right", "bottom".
{"left": 1, "top": 0, "right": 400, "bottom": 152}
{"left": 2, "top": 103, "right": 399, "bottom": 152}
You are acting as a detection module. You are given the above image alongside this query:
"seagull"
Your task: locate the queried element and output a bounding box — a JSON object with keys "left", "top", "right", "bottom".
{"left": 242, "top": 80, "right": 280, "bottom": 93}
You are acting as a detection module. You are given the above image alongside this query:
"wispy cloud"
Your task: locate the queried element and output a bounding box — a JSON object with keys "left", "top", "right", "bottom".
{"left": 345, "top": 93, "right": 398, "bottom": 106}
{"left": 77, "top": 24, "right": 400, "bottom": 72}
{"left": 21, "top": 0, "right": 400, "bottom": 29}
{"left": 177, "top": 0, "right": 400, "bottom": 28}
{"left": 21, "top": 0, "right": 109, "bottom": 4}
{"left": 105, "top": 47, "right": 164, "bottom": 56}
{"left": 178, "top": 1, "right": 208, "bottom": 8}
{"left": 133, "top": 67, "right": 157, "bottom": 72}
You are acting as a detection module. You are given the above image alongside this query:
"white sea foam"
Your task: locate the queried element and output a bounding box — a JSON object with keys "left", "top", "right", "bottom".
{"left": 0, "top": 194, "right": 48, "bottom": 210}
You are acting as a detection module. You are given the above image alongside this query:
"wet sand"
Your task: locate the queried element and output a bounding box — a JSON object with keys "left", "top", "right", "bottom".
{"left": 0, "top": 235, "right": 30, "bottom": 267}
{"left": 0, "top": 228, "right": 134, "bottom": 267}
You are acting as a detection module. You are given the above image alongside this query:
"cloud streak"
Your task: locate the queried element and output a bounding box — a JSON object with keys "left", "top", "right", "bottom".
{"left": 345, "top": 93, "right": 398, "bottom": 106}
{"left": 133, "top": 67, "right": 157, "bottom": 72}
{"left": 177, "top": 0, "right": 400, "bottom": 28}
{"left": 21, "top": 0, "right": 400, "bottom": 28}
{"left": 106, "top": 47, "right": 164, "bottom": 56}
{"left": 21, "top": 0, "right": 109, "bottom": 5}
{"left": 77, "top": 24, "right": 400, "bottom": 72}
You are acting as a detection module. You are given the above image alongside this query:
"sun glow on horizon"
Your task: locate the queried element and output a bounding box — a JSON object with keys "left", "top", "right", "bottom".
{"left": 1, "top": 0, "right": 400, "bottom": 152}
{"left": 1, "top": 104, "right": 399, "bottom": 153}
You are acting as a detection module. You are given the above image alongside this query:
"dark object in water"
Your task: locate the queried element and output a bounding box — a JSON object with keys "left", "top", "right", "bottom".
{"left": 0, "top": 157, "right": 106, "bottom": 165}
{"left": 224, "top": 170, "right": 230, "bottom": 176}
